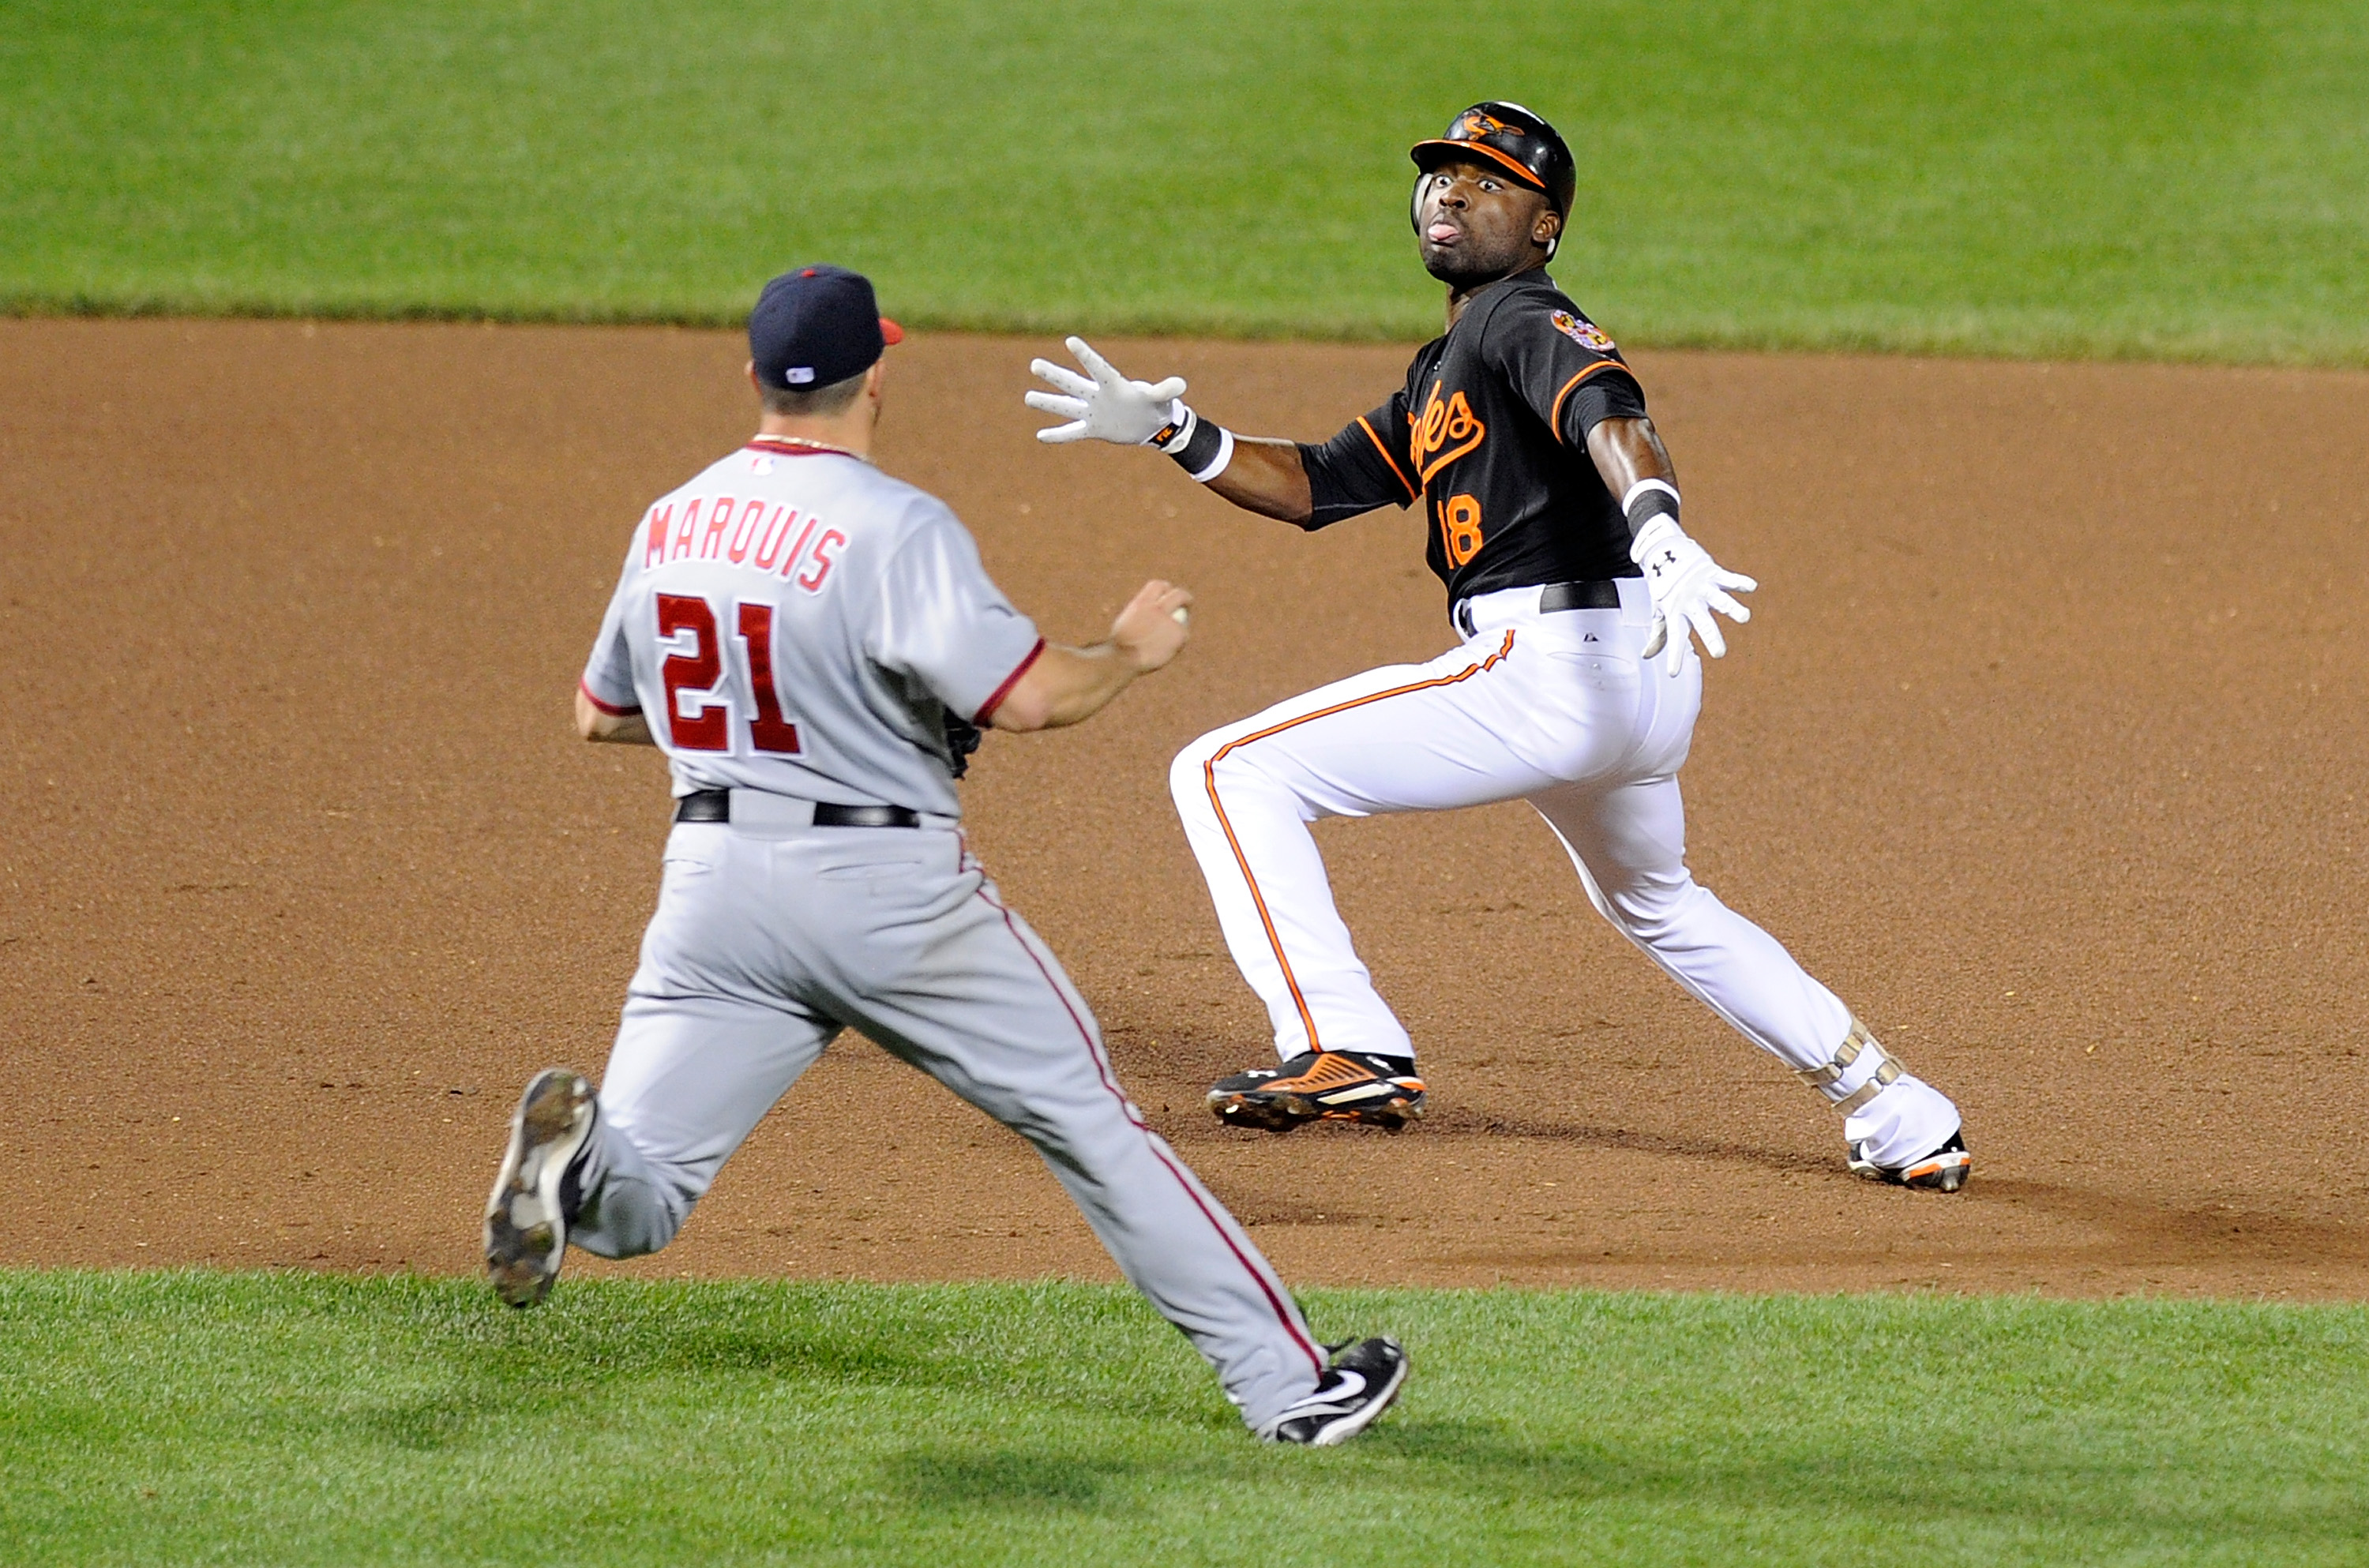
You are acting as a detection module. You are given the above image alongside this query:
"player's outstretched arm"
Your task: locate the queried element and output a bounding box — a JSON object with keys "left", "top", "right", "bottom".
{"left": 988, "top": 579, "right": 1193, "bottom": 733}
{"left": 575, "top": 688, "right": 653, "bottom": 745}
{"left": 1200, "top": 437, "right": 1312, "bottom": 523}
{"left": 1586, "top": 415, "right": 1756, "bottom": 676}
{"left": 1025, "top": 337, "right": 1314, "bottom": 523}
{"left": 1584, "top": 415, "right": 1677, "bottom": 497}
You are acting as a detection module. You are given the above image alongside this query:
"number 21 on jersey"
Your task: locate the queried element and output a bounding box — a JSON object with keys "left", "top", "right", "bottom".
{"left": 655, "top": 593, "right": 802, "bottom": 753}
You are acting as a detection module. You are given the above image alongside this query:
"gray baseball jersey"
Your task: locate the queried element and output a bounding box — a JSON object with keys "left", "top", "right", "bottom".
{"left": 580, "top": 438, "right": 1046, "bottom": 816}
{"left": 563, "top": 435, "right": 1329, "bottom": 1435}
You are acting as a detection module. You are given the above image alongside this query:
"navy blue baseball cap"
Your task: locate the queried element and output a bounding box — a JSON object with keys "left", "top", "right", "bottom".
{"left": 748, "top": 264, "right": 904, "bottom": 390}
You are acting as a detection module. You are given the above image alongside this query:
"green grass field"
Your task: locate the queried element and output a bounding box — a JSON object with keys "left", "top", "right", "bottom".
{"left": 8, "top": 7, "right": 2367, "bottom": 1562}
{"left": 4, "top": 1270, "right": 2366, "bottom": 1566}
{"left": 4, "top": 0, "right": 2366, "bottom": 361}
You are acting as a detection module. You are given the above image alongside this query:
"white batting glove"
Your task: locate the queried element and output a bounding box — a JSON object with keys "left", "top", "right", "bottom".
{"left": 1025, "top": 337, "right": 1188, "bottom": 446}
{"left": 1632, "top": 516, "right": 1757, "bottom": 676}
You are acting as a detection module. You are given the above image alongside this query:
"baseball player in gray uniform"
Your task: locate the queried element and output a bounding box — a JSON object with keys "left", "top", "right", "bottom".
{"left": 480, "top": 266, "right": 1406, "bottom": 1446}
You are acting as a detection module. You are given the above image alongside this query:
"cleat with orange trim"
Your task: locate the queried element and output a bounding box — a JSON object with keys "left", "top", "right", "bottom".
{"left": 1207, "top": 1050, "right": 1427, "bottom": 1133}
{"left": 1848, "top": 1130, "right": 1969, "bottom": 1192}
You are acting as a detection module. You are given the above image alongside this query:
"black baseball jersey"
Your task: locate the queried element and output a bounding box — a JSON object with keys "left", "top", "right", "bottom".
{"left": 1297, "top": 269, "right": 1649, "bottom": 604}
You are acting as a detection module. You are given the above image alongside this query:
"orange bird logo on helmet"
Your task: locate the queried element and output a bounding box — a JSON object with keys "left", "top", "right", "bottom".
{"left": 1455, "top": 110, "right": 1521, "bottom": 140}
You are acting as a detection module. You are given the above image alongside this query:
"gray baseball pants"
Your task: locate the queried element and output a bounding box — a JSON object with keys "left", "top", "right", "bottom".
{"left": 564, "top": 804, "right": 1327, "bottom": 1432}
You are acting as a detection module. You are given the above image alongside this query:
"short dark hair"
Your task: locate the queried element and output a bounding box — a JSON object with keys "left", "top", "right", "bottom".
{"left": 758, "top": 366, "right": 869, "bottom": 417}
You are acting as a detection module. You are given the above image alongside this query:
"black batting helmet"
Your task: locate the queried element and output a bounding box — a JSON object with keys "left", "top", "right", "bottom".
{"left": 1409, "top": 101, "right": 1577, "bottom": 244}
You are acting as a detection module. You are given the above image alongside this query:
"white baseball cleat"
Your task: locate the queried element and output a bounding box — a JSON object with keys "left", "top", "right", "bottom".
{"left": 1263, "top": 1337, "right": 1410, "bottom": 1446}
{"left": 483, "top": 1067, "right": 597, "bottom": 1307}
{"left": 1848, "top": 1130, "right": 1970, "bottom": 1192}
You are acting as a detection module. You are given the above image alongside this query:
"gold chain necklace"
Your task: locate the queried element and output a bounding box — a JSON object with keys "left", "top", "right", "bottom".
{"left": 752, "top": 433, "right": 874, "bottom": 467}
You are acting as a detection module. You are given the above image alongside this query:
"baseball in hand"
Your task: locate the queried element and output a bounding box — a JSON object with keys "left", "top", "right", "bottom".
{"left": 1171, "top": 606, "right": 1190, "bottom": 625}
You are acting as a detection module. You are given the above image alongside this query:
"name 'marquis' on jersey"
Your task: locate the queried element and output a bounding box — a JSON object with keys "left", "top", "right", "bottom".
{"left": 578, "top": 439, "right": 1045, "bottom": 818}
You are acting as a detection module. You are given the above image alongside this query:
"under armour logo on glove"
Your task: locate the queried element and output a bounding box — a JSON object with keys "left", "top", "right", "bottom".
{"left": 1630, "top": 517, "right": 1755, "bottom": 675}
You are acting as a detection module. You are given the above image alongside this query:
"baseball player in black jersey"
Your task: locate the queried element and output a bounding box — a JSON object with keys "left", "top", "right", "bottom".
{"left": 1027, "top": 103, "right": 1970, "bottom": 1190}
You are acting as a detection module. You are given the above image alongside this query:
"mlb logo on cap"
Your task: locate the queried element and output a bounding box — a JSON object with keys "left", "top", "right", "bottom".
{"left": 749, "top": 264, "right": 905, "bottom": 391}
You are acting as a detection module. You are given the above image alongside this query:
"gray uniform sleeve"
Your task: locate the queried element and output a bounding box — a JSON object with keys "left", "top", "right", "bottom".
{"left": 866, "top": 507, "right": 1045, "bottom": 724}
{"left": 580, "top": 546, "right": 640, "bottom": 715}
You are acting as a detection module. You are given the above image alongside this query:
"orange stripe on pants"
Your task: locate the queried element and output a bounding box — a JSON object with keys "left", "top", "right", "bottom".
{"left": 1200, "top": 630, "right": 1515, "bottom": 1053}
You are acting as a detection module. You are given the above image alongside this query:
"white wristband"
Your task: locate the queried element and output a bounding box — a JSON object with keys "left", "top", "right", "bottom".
{"left": 1186, "top": 426, "right": 1234, "bottom": 484}
{"left": 1620, "top": 478, "right": 1680, "bottom": 515}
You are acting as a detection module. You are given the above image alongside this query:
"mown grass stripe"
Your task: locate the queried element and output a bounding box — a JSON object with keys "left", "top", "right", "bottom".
{"left": 2, "top": 2, "right": 2366, "bottom": 364}
{"left": 2, "top": 1270, "right": 2365, "bottom": 1565}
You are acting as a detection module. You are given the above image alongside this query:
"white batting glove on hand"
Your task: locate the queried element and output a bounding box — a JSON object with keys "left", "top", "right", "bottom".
{"left": 1025, "top": 337, "right": 1188, "bottom": 446}
{"left": 1632, "top": 516, "right": 1757, "bottom": 676}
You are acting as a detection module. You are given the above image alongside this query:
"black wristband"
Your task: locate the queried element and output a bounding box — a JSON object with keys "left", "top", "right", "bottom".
{"left": 1169, "top": 415, "right": 1229, "bottom": 478}
{"left": 1621, "top": 478, "right": 1680, "bottom": 537}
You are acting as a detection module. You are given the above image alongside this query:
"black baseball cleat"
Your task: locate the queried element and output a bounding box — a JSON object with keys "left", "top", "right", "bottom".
{"left": 1207, "top": 1050, "right": 1427, "bottom": 1132}
{"left": 1266, "top": 1337, "right": 1410, "bottom": 1446}
{"left": 1848, "top": 1130, "right": 1971, "bottom": 1192}
{"left": 483, "top": 1067, "right": 597, "bottom": 1307}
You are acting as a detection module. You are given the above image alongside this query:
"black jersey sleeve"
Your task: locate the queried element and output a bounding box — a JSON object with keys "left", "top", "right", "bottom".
{"left": 1488, "top": 293, "right": 1650, "bottom": 448}
{"left": 1295, "top": 389, "right": 1421, "bottom": 531}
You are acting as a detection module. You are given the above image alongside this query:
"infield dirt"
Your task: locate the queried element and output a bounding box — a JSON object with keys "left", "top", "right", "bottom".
{"left": 4, "top": 319, "right": 2364, "bottom": 1298}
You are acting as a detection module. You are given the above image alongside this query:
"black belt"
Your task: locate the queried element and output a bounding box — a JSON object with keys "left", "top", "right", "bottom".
{"left": 1455, "top": 578, "right": 1624, "bottom": 636}
{"left": 1539, "top": 579, "right": 1625, "bottom": 612}
{"left": 674, "top": 790, "right": 922, "bottom": 828}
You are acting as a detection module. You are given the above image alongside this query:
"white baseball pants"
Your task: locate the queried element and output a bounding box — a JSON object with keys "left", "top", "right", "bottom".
{"left": 564, "top": 807, "right": 1327, "bottom": 1432}
{"left": 1169, "top": 580, "right": 1958, "bottom": 1167}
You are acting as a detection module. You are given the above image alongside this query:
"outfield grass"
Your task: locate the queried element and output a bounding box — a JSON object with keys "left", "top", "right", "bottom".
{"left": 3, "top": 1271, "right": 2365, "bottom": 1566}
{"left": 3, "top": 1, "right": 2365, "bottom": 362}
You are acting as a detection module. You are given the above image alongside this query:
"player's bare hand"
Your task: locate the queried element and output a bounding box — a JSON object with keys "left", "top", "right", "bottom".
{"left": 1026, "top": 337, "right": 1188, "bottom": 446}
{"left": 1111, "top": 580, "right": 1194, "bottom": 673}
{"left": 1632, "top": 517, "right": 1755, "bottom": 675}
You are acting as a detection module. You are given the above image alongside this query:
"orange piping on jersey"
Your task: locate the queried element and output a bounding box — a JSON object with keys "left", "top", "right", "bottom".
{"left": 1202, "top": 629, "right": 1516, "bottom": 1052}
{"left": 1549, "top": 359, "right": 1636, "bottom": 441}
{"left": 1357, "top": 416, "right": 1419, "bottom": 502}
